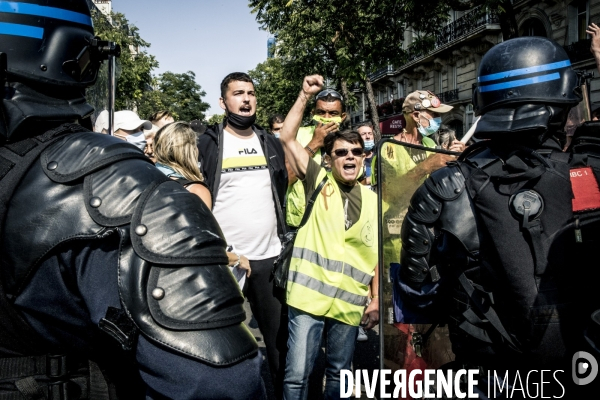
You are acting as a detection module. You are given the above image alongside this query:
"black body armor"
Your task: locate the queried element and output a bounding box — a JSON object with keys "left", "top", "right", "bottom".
{"left": 0, "top": 128, "right": 258, "bottom": 398}
{"left": 399, "top": 139, "right": 600, "bottom": 369}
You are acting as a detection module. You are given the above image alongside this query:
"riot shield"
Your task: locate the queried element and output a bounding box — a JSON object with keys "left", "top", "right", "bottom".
{"left": 375, "top": 139, "right": 459, "bottom": 378}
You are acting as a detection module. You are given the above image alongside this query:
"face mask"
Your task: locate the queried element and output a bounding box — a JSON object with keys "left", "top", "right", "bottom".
{"left": 363, "top": 140, "right": 375, "bottom": 151}
{"left": 313, "top": 115, "right": 342, "bottom": 128}
{"left": 226, "top": 111, "right": 256, "bottom": 130}
{"left": 126, "top": 131, "right": 147, "bottom": 152}
{"left": 274, "top": 133, "right": 280, "bottom": 139}
{"left": 417, "top": 116, "right": 442, "bottom": 136}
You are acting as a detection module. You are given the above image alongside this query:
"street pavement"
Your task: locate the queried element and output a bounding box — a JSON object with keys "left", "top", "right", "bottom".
{"left": 244, "top": 299, "right": 380, "bottom": 400}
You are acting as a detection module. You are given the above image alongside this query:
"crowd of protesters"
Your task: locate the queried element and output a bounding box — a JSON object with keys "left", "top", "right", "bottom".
{"left": 91, "top": 67, "right": 472, "bottom": 399}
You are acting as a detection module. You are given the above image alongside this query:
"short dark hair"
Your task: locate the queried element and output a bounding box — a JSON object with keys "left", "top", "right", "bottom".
{"left": 315, "top": 95, "right": 346, "bottom": 112}
{"left": 221, "top": 72, "right": 253, "bottom": 98}
{"left": 323, "top": 129, "right": 364, "bottom": 156}
{"left": 268, "top": 114, "right": 284, "bottom": 129}
{"left": 356, "top": 122, "right": 373, "bottom": 130}
{"left": 148, "top": 110, "right": 173, "bottom": 123}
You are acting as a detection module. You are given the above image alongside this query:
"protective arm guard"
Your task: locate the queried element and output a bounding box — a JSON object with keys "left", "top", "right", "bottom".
{"left": 400, "top": 163, "right": 480, "bottom": 289}
{"left": 4, "top": 132, "right": 257, "bottom": 366}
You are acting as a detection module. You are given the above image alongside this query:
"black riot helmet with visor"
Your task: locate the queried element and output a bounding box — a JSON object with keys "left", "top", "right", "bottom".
{"left": 0, "top": 0, "right": 112, "bottom": 88}
{"left": 0, "top": 1, "right": 119, "bottom": 142}
{"left": 472, "top": 37, "right": 582, "bottom": 139}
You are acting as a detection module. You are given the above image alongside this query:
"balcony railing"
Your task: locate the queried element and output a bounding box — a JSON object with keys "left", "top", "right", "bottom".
{"left": 401, "top": 5, "right": 500, "bottom": 67}
{"left": 564, "top": 39, "right": 593, "bottom": 64}
{"left": 368, "top": 64, "right": 395, "bottom": 82}
{"left": 435, "top": 6, "right": 499, "bottom": 48}
{"left": 440, "top": 88, "right": 459, "bottom": 103}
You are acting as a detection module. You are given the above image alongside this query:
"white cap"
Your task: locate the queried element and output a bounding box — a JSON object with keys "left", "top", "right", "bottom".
{"left": 144, "top": 123, "right": 160, "bottom": 138}
{"left": 114, "top": 110, "right": 152, "bottom": 132}
{"left": 94, "top": 110, "right": 109, "bottom": 132}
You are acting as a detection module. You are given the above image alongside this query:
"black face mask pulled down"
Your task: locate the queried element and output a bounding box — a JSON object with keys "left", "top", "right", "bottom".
{"left": 226, "top": 111, "right": 256, "bottom": 130}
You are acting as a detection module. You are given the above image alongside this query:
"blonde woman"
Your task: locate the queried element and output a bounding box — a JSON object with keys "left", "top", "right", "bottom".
{"left": 154, "top": 122, "right": 251, "bottom": 279}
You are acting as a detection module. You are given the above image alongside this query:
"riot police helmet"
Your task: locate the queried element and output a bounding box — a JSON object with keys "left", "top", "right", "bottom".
{"left": 473, "top": 37, "right": 580, "bottom": 115}
{"left": 0, "top": 0, "right": 106, "bottom": 89}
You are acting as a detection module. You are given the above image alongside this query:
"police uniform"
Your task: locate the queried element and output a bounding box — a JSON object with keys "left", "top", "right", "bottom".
{"left": 0, "top": 2, "right": 264, "bottom": 399}
{"left": 397, "top": 37, "right": 600, "bottom": 395}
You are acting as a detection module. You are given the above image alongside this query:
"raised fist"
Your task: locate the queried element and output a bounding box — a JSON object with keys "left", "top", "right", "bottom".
{"left": 302, "top": 75, "right": 324, "bottom": 96}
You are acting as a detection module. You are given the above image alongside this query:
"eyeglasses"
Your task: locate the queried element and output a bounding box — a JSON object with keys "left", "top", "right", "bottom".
{"left": 316, "top": 89, "right": 344, "bottom": 102}
{"left": 333, "top": 147, "right": 364, "bottom": 157}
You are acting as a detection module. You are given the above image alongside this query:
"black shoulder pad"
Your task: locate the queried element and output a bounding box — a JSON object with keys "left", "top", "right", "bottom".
{"left": 408, "top": 184, "right": 442, "bottom": 224}
{"left": 401, "top": 213, "right": 434, "bottom": 255}
{"left": 118, "top": 228, "right": 257, "bottom": 366}
{"left": 466, "top": 147, "right": 498, "bottom": 169}
{"left": 438, "top": 190, "right": 480, "bottom": 253}
{"left": 41, "top": 132, "right": 150, "bottom": 183}
{"left": 2, "top": 158, "right": 104, "bottom": 294}
{"left": 84, "top": 159, "right": 169, "bottom": 227}
{"left": 131, "top": 180, "right": 229, "bottom": 265}
{"left": 425, "top": 164, "right": 465, "bottom": 201}
{"left": 399, "top": 248, "right": 430, "bottom": 284}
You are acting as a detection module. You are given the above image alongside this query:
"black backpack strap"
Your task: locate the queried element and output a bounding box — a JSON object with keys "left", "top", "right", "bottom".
{"left": 298, "top": 175, "right": 329, "bottom": 229}
{"left": 262, "top": 136, "right": 287, "bottom": 237}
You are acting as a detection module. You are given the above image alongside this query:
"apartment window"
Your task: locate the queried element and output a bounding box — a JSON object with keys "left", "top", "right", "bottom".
{"left": 417, "top": 79, "right": 423, "bottom": 90}
{"left": 449, "top": 65, "right": 457, "bottom": 90}
{"left": 578, "top": 1, "right": 588, "bottom": 40}
{"left": 437, "top": 71, "right": 443, "bottom": 93}
{"left": 569, "top": 0, "right": 589, "bottom": 43}
{"left": 465, "top": 104, "right": 474, "bottom": 133}
{"left": 522, "top": 18, "right": 547, "bottom": 37}
{"left": 397, "top": 81, "right": 404, "bottom": 98}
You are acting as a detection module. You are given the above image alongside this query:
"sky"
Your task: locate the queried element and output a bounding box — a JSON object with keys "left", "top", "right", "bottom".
{"left": 111, "top": 0, "right": 271, "bottom": 117}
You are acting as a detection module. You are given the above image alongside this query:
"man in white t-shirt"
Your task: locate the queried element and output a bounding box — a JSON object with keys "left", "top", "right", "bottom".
{"left": 198, "top": 72, "right": 288, "bottom": 398}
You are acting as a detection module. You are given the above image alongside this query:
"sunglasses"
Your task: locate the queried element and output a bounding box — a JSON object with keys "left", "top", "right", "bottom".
{"left": 316, "top": 89, "right": 344, "bottom": 102}
{"left": 332, "top": 147, "right": 364, "bottom": 157}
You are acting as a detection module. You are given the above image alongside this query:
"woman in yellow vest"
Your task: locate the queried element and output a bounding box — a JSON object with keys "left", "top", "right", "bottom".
{"left": 279, "top": 75, "right": 379, "bottom": 400}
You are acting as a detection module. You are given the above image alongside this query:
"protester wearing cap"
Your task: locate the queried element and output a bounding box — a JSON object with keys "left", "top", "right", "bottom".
{"left": 372, "top": 90, "right": 465, "bottom": 275}
{"left": 94, "top": 109, "right": 109, "bottom": 133}
{"left": 113, "top": 110, "right": 153, "bottom": 152}
{"left": 286, "top": 88, "right": 347, "bottom": 229}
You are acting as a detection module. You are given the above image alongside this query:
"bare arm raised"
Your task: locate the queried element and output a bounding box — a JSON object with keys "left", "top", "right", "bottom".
{"left": 280, "top": 75, "right": 324, "bottom": 180}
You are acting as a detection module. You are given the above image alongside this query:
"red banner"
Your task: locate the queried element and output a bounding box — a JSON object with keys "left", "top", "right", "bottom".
{"left": 380, "top": 115, "right": 406, "bottom": 135}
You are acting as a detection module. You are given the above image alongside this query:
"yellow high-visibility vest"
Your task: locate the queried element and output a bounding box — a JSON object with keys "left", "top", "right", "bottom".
{"left": 286, "top": 169, "right": 378, "bottom": 326}
{"left": 286, "top": 126, "right": 322, "bottom": 227}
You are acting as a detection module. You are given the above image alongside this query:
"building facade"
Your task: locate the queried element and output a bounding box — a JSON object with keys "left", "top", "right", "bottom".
{"left": 351, "top": 1, "right": 600, "bottom": 138}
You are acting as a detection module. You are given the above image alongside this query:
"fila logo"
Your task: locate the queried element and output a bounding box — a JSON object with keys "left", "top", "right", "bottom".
{"left": 238, "top": 148, "right": 258, "bottom": 155}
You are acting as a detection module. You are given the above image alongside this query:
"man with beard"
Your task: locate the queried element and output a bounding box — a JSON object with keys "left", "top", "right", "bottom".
{"left": 198, "top": 72, "right": 288, "bottom": 398}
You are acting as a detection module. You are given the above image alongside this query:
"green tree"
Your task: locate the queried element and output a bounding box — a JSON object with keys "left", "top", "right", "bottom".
{"left": 248, "top": 57, "right": 308, "bottom": 127}
{"left": 207, "top": 113, "right": 225, "bottom": 125}
{"left": 249, "top": 0, "right": 512, "bottom": 140}
{"left": 137, "top": 71, "right": 210, "bottom": 122}
{"left": 91, "top": 10, "right": 158, "bottom": 110}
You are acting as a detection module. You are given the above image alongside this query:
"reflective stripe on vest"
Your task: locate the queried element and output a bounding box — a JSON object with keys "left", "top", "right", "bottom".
{"left": 286, "top": 169, "right": 378, "bottom": 326}
{"left": 286, "top": 126, "right": 322, "bottom": 227}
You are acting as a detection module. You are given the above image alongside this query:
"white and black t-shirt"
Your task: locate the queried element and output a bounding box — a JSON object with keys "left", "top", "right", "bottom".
{"left": 212, "top": 130, "right": 281, "bottom": 260}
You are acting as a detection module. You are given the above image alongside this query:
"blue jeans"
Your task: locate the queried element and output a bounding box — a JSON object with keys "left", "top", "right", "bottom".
{"left": 283, "top": 306, "right": 358, "bottom": 400}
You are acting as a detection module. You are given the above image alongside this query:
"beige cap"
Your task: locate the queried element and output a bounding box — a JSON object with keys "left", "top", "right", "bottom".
{"left": 402, "top": 90, "right": 453, "bottom": 114}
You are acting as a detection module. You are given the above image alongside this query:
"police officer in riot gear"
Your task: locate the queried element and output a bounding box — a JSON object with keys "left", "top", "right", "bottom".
{"left": 0, "top": 1, "right": 264, "bottom": 398}
{"left": 398, "top": 36, "right": 600, "bottom": 395}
